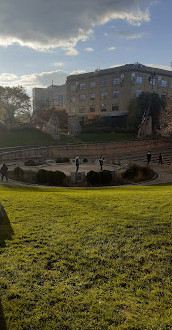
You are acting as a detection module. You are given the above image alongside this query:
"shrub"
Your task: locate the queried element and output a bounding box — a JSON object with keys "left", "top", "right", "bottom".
{"left": 13, "top": 167, "right": 24, "bottom": 179}
{"left": 24, "top": 159, "right": 36, "bottom": 166}
{"left": 100, "top": 170, "right": 112, "bottom": 185}
{"left": 36, "top": 169, "right": 66, "bottom": 185}
{"left": 55, "top": 157, "right": 70, "bottom": 163}
{"left": 82, "top": 158, "right": 88, "bottom": 163}
{"left": 86, "top": 171, "right": 101, "bottom": 185}
{"left": 122, "top": 164, "right": 154, "bottom": 183}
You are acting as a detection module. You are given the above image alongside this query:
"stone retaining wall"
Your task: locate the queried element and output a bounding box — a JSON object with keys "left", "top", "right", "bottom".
{"left": 0, "top": 138, "right": 171, "bottom": 163}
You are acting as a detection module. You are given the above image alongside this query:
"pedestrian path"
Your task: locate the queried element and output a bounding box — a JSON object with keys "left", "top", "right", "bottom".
{"left": 0, "top": 161, "right": 171, "bottom": 187}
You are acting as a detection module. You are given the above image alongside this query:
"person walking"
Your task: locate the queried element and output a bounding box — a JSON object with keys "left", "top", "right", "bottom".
{"left": 147, "top": 151, "right": 151, "bottom": 164}
{"left": 158, "top": 153, "right": 163, "bottom": 165}
{"left": 75, "top": 156, "right": 80, "bottom": 172}
{"left": 99, "top": 155, "right": 104, "bottom": 171}
{"left": 0, "top": 163, "right": 8, "bottom": 182}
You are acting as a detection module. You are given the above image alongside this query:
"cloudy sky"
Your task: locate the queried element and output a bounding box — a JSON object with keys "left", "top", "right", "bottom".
{"left": 0, "top": 0, "right": 171, "bottom": 95}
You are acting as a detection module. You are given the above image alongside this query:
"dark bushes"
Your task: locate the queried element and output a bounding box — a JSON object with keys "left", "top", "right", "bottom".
{"left": 24, "top": 159, "right": 36, "bottom": 166}
{"left": 100, "top": 170, "right": 112, "bottom": 184}
{"left": 86, "top": 171, "right": 101, "bottom": 185}
{"left": 13, "top": 167, "right": 24, "bottom": 180}
{"left": 86, "top": 170, "right": 112, "bottom": 186}
{"left": 122, "top": 164, "right": 154, "bottom": 182}
{"left": 36, "top": 169, "right": 66, "bottom": 185}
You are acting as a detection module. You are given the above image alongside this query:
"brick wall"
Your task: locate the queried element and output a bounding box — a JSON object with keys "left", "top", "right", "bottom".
{"left": 0, "top": 138, "right": 171, "bottom": 163}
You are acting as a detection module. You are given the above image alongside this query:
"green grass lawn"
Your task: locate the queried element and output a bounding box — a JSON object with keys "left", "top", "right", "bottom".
{"left": 0, "top": 130, "right": 136, "bottom": 148}
{"left": 0, "top": 185, "right": 171, "bottom": 329}
{"left": 0, "top": 130, "right": 57, "bottom": 148}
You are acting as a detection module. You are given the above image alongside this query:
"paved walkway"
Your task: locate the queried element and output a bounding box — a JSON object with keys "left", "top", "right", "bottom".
{"left": 0, "top": 160, "right": 171, "bottom": 186}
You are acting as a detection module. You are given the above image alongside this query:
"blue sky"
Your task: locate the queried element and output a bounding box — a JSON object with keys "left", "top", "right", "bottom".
{"left": 0, "top": 0, "right": 171, "bottom": 95}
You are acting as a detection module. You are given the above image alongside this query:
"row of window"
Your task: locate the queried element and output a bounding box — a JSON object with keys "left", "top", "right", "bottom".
{"left": 71, "top": 90, "right": 167, "bottom": 102}
{"left": 70, "top": 104, "right": 120, "bottom": 114}
{"left": 70, "top": 76, "right": 169, "bottom": 91}
{"left": 71, "top": 91, "right": 120, "bottom": 102}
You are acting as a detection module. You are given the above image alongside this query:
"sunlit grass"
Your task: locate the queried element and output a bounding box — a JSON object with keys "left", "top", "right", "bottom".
{"left": 0, "top": 184, "right": 171, "bottom": 329}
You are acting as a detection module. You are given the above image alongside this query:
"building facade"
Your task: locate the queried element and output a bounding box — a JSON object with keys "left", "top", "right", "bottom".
{"left": 33, "top": 84, "right": 66, "bottom": 113}
{"left": 66, "top": 63, "right": 172, "bottom": 124}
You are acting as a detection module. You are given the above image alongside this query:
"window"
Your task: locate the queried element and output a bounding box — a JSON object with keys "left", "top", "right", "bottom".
{"left": 161, "top": 92, "right": 166, "bottom": 100}
{"left": 79, "top": 106, "right": 85, "bottom": 113}
{"left": 149, "top": 78, "right": 156, "bottom": 86}
{"left": 90, "top": 93, "right": 95, "bottom": 100}
{"left": 136, "top": 90, "right": 142, "bottom": 97}
{"left": 113, "top": 78, "right": 120, "bottom": 85}
{"left": 71, "top": 96, "right": 75, "bottom": 102}
{"left": 120, "top": 74, "right": 124, "bottom": 86}
{"left": 70, "top": 107, "right": 75, "bottom": 114}
{"left": 101, "top": 104, "right": 106, "bottom": 111}
{"left": 112, "top": 104, "right": 119, "bottom": 111}
{"left": 90, "top": 105, "right": 96, "bottom": 112}
{"left": 80, "top": 94, "right": 85, "bottom": 101}
{"left": 136, "top": 76, "right": 143, "bottom": 84}
{"left": 90, "top": 81, "right": 96, "bottom": 89}
{"left": 101, "top": 79, "right": 107, "bottom": 87}
{"left": 80, "top": 83, "right": 85, "bottom": 90}
{"left": 101, "top": 92, "right": 107, "bottom": 99}
{"left": 113, "top": 90, "right": 119, "bottom": 98}
{"left": 161, "top": 80, "right": 167, "bottom": 87}
{"left": 131, "top": 73, "right": 135, "bottom": 85}
{"left": 70, "top": 84, "right": 76, "bottom": 91}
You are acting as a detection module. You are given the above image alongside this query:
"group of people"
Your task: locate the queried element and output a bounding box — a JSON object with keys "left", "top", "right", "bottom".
{"left": 75, "top": 155, "right": 104, "bottom": 172}
{"left": 147, "top": 151, "right": 163, "bottom": 165}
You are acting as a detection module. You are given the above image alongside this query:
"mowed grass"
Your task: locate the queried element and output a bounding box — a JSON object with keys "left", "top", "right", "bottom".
{"left": 0, "top": 185, "right": 171, "bottom": 329}
{"left": 0, "top": 130, "right": 136, "bottom": 148}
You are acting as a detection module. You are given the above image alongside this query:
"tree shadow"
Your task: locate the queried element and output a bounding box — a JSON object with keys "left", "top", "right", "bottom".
{"left": 0, "top": 203, "right": 14, "bottom": 330}
{"left": 0, "top": 300, "right": 7, "bottom": 330}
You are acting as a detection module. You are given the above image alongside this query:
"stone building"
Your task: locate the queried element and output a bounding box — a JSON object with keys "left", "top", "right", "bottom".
{"left": 66, "top": 63, "right": 172, "bottom": 127}
{"left": 33, "top": 83, "right": 66, "bottom": 113}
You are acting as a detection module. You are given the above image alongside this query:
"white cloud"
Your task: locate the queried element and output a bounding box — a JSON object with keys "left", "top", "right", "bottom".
{"left": 0, "top": 70, "right": 68, "bottom": 95}
{"left": 53, "top": 62, "right": 65, "bottom": 67}
{"left": 146, "top": 64, "right": 172, "bottom": 71}
{"left": 85, "top": 47, "right": 94, "bottom": 52}
{"left": 0, "top": 0, "right": 152, "bottom": 53}
{"left": 108, "top": 47, "right": 116, "bottom": 51}
{"left": 114, "top": 30, "right": 146, "bottom": 39}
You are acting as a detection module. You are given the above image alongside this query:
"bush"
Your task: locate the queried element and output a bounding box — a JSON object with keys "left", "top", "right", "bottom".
{"left": 83, "top": 158, "right": 88, "bottom": 163}
{"left": 13, "top": 167, "right": 24, "bottom": 179}
{"left": 36, "top": 169, "right": 66, "bottom": 185}
{"left": 55, "top": 157, "right": 70, "bottom": 163}
{"left": 122, "top": 164, "right": 154, "bottom": 183}
{"left": 24, "top": 159, "right": 36, "bottom": 166}
{"left": 100, "top": 170, "right": 112, "bottom": 184}
{"left": 86, "top": 171, "right": 101, "bottom": 185}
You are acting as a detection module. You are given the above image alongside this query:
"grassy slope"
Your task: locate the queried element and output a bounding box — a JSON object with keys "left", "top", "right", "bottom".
{"left": 0, "top": 130, "right": 56, "bottom": 147}
{"left": 0, "top": 130, "right": 136, "bottom": 148}
{"left": 0, "top": 185, "right": 171, "bottom": 329}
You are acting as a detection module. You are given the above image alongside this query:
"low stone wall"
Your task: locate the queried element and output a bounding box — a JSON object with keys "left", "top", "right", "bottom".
{"left": 0, "top": 138, "right": 171, "bottom": 163}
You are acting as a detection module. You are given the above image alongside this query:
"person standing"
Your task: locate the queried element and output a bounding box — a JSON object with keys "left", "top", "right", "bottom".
{"left": 158, "top": 153, "right": 163, "bottom": 165}
{"left": 99, "top": 155, "right": 104, "bottom": 171}
{"left": 147, "top": 151, "right": 151, "bottom": 164}
{"left": 75, "top": 156, "right": 80, "bottom": 172}
{"left": 0, "top": 163, "right": 8, "bottom": 182}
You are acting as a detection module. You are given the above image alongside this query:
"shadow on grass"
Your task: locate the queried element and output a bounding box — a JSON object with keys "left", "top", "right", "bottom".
{"left": 0, "top": 203, "right": 14, "bottom": 330}
{"left": 0, "top": 300, "right": 7, "bottom": 330}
